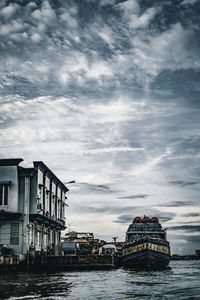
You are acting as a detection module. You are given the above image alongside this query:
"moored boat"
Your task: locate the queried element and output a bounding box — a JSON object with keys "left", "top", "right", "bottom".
{"left": 121, "top": 216, "right": 170, "bottom": 269}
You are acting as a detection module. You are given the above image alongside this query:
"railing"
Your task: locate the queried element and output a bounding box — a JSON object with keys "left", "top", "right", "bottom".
{"left": 0, "top": 255, "right": 19, "bottom": 265}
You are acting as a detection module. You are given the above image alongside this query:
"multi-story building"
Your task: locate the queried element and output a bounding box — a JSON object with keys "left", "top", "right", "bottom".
{"left": 0, "top": 158, "right": 68, "bottom": 260}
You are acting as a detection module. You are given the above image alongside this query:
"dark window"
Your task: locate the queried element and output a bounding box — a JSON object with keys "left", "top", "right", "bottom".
{"left": 10, "top": 223, "right": 19, "bottom": 245}
{"left": 49, "top": 179, "right": 52, "bottom": 217}
{"left": 4, "top": 186, "right": 8, "bottom": 205}
{"left": 0, "top": 186, "right": 2, "bottom": 205}
{"left": 0, "top": 185, "right": 9, "bottom": 206}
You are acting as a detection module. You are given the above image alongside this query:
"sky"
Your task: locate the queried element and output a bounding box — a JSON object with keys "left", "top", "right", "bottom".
{"left": 0, "top": 0, "right": 200, "bottom": 255}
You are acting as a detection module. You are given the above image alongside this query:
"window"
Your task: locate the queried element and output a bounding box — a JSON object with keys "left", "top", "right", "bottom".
{"left": 10, "top": 223, "right": 19, "bottom": 245}
{"left": 0, "top": 184, "right": 9, "bottom": 206}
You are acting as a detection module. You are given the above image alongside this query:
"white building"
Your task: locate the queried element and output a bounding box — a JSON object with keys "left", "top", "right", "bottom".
{"left": 0, "top": 158, "right": 68, "bottom": 260}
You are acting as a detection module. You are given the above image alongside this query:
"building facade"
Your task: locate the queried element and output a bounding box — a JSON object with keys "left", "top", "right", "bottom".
{"left": 0, "top": 158, "right": 68, "bottom": 260}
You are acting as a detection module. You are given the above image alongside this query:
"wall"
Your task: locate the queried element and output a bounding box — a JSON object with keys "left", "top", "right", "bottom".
{"left": 0, "top": 165, "right": 18, "bottom": 212}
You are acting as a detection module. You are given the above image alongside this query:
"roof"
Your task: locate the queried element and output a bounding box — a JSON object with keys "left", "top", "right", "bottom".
{"left": 33, "top": 161, "right": 69, "bottom": 193}
{"left": 0, "top": 158, "right": 23, "bottom": 166}
{"left": 0, "top": 158, "right": 69, "bottom": 193}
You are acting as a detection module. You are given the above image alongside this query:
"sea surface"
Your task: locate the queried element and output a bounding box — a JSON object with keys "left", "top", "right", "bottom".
{"left": 0, "top": 260, "right": 200, "bottom": 300}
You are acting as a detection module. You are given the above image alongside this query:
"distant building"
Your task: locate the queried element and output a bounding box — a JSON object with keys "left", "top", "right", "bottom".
{"left": 63, "top": 231, "right": 105, "bottom": 255}
{"left": 195, "top": 249, "right": 200, "bottom": 256}
{"left": 65, "top": 231, "right": 95, "bottom": 243}
{"left": 0, "top": 158, "right": 68, "bottom": 260}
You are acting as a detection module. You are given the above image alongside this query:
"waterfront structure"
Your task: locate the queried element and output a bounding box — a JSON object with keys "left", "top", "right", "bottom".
{"left": 64, "top": 231, "right": 96, "bottom": 243}
{"left": 195, "top": 249, "right": 200, "bottom": 256}
{"left": 0, "top": 158, "right": 68, "bottom": 261}
{"left": 121, "top": 216, "right": 171, "bottom": 269}
{"left": 63, "top": 231, "right": 101, "bottom": 254}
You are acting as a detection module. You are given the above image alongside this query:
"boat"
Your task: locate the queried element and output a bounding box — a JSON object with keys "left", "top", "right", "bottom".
{"left": 121, "top": 216, "right": 170, "bottom": 269}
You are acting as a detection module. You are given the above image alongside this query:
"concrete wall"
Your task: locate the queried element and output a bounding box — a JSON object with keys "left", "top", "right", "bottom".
{"left": 0, "top": 221, "right": 24, "bottom": 255}
{"left": 0, "top": 165, "right": 18, "bottom": 212}
{"left": 30, "top": 173, "right": 37, "bottom": 214}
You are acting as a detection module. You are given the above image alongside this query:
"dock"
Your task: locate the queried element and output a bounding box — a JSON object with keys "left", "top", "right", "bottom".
{"left": 31, "top": 254, "right": 117, "bottom": 271}
{"left": 0, "top": 254, "right": 118, "bottom": 272}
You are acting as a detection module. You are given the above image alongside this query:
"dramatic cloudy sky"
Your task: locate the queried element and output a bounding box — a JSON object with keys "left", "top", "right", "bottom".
{"left": 0, "top": 0, "right": 200, "bottom": 254}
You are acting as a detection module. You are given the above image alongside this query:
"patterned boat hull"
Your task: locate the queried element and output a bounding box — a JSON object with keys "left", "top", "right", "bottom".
{"left": 122, "top": 248, "right": 170, "bottom": 269}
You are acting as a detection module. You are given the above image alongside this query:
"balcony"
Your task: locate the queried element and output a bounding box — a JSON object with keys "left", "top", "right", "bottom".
{"left": 29, "top": 213, "right": 66, "bottom": 230}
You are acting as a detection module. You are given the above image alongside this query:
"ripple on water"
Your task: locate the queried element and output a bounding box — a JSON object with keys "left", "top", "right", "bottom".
{"left": 0, "top": 261, "right": 199, "bottom": 300}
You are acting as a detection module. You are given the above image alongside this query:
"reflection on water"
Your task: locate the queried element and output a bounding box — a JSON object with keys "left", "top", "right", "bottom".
{"left": 0, "top": 261, "right": 199, "bottom": 300}
{"left": 0, "top": 273, "right": 73, "bottom": 299}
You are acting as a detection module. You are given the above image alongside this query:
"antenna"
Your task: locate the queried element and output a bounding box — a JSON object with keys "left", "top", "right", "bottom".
{"left": 112, "top": 237, "right": 118, "bottom": 243}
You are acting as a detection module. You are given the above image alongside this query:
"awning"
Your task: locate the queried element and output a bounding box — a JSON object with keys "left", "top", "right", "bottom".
{"left": 0, "top": 181, "right": 11, "bottom": 186}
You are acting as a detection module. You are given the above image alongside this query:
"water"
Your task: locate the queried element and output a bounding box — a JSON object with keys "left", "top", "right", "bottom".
{"left": 0, "top": 261, "right": 200, "bottom": 300}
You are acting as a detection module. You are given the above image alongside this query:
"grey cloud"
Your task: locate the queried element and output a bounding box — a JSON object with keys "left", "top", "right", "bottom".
{"left": 78, "top": 183, "right": 115, "bottom": 194}
{"left": 169, "top": 181, "right": 199, "bottom": 187}
{"left": 159, "top": 216, "right": 175, "bottom": 223}
{"left": 0, "top": 76, "right": 41, "bottom": 98}
{"left": 151, "top": 70, "right": 200, "bottom": 105}
{"left": 159, "top": 201, "right": 196, "bottom": 207}
{"left": 76, "top": 204, "right": 153, "bottom": 215}
{"left": 0, "top": 3, "right": 18, "bottom": 19}
{"left": 181, "top": 0, "right": 198, "bottom": 6}
{"left": 113, "top": 214, "right": 134, "bottom": 224}
{"left": 0, "top": 0, "right": 199, "bottom": 98}
{"left": 113, "top": 210, "right": 176, "bottom": 224}
{"left": 85, "top": 205, "right": 134, "bottom": 214}
{"left": 183, "top": 235, "right": 200, "bottom": 243}
{"left": 118, "top": 194, "right": 150, "bottom": 199}
{"left": 169, "top": 225, "right": 200, "bottom": 232}
{"left": 182, "top": 212, "right": 200, "bottom": 217}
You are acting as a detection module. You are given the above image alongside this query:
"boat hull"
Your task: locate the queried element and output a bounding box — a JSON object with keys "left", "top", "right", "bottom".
{"left": 122, "top": 249, "right": 170, "bottom": 269}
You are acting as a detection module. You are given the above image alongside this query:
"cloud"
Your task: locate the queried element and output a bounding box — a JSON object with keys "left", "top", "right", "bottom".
{"left": 182, "top": 212, "right": 200, "bottom": 217}
{"left": 159, "top": 201, "right": 196, "bottom": 207}
{"left": 80, "top": 205, "right": 135, "bottom": 215}
{"left": 113, "top": 211, "right": 176, "bottom": 224}
{"left": 59, "top": 11, "right": 78, "bottom": 28}
{"left": 181, "top": 0, "right": 198, "bottom": 6}
{"left": 118, "top": 194, "right": 149, "bottom": 199}
{"left": 0, "top": 0, "right": 199, "bottom": 98}
{"left": 183, "top": 235, "right": 200, "bottom": 243}
{"left": 77, "top": 183, "right": 115, "bottom": 194}
{"left": 117, "top": 0, "right": 140, "bottom": 15}
{"left": 113, "top": 214, "right": 134, "bottom": 224}
{"left": 129, "top": 7, "right": 157, "bottom": 30}
{"left": 169, "top": 181, "right": 199, "bottom": 187}
{"left": 0, "top": 3, "right": 18, "bottom": 19}
{"left": 31, "top": 1, "right": 56, "bottom": 24}
{"left": 147, "top": 23, "right": 200, "bottom": 74}
{"left": 169, "top": 225, "right": 200, "bottom": 232}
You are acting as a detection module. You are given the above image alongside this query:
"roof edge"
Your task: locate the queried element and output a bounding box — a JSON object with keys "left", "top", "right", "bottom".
{"left": 0, "top": 158, "right": 23, "bottom": 166}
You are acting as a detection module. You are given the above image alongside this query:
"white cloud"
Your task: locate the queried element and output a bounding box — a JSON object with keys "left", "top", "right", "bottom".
{"left": 87, "top": 61, "right": 113, "bottom": 79}
{"left": 31, "top": 32, "right": 42, "bottom": 43}
{"left": 87, "top": 99, "right": 138, "bottom": 123}
{"left": 60, "top": 11, "right": 78, "bottom": 28}
{"left": 0, "top": 20, "right": 26, "bottom": 36}
{"left": 32, "top": 1, "right": 56, "bottom": 24}
{"left": 129, "top": 7, "right": 157, "bottom": 29}
{"left": 99, "top": 0, "right": 116, "bottom": 6}
{"left": 118, "top": 0, "right": 140, "bottom": 15}
{"left": 181, "top": 0, "right": 198, "bottom": 5}
{"left": 148, "top": 23, "right": 200, "bottom": 70}
{"left": 0, "top": 4, "right": 17, "bottom": 19}
{"left": 97, "top": 27, "right": 115, "bottom": 46}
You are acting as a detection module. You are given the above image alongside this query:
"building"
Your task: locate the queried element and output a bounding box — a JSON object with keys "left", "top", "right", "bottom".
{"left": 0, "top": 158, "right": 68, "bottom": 260}
{"left": 62, "top": 231, "right": 106, "bottom": 255}
{"left": 195, "top": 249, "right": 200, "bottom": 256}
